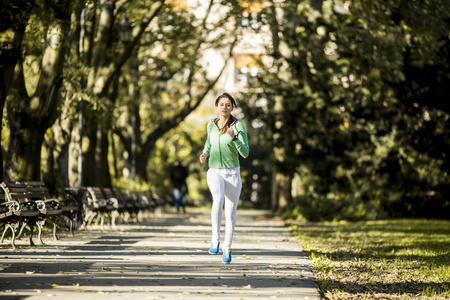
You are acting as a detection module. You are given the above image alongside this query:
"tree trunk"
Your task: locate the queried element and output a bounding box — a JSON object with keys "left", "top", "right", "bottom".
{"left": 83, "top": 110, "right": 98, "bottom": 186}
{"left": 98, "top": 126, "right": 112, "bottom": 187}
{"left": 270, "top": 169, "right": 293, "bottom": 211}
{"left": 5, "top": 119, "right": 46, "bottom": 181}
{"left": 79, "top": 1, "right": 164, "bottom": 187}
{"left": 271, "top": 168, "right": 278, "bottom": 210}
{"left": 0, "top": 103, "right": 3, "bottom": 182}
{"left": 135, "top": 148, "right": 150, "bottom": 182}
{"left": 82, "top": 107, "right": 113, "bottom": 187}
{"left": 42, "top": 99, "right": 74, "bottom": 197}
{"left": 4, "top": 0, "right": 71, "bottom": 182}
{"left": 0, "top": 0, "right": 36, "bottom": 182}
{"left": 276, "top": 172, "right": 292, "bottom": 208}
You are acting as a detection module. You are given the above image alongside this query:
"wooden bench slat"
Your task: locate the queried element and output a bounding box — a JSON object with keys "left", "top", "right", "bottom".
{"left": 3, "top": 187, "right": 28, "bottom": 193}
{"left": 5, "top": 195, "right": 29, "bottom": 200}
{"left": 19, "top": 181, "right": 44, "bottom": 186}
{"left": 22, "top": 192, "right": 47, "bottom": 198}
{"left": 27, "top": 187, "right": 49, "bottom": 192}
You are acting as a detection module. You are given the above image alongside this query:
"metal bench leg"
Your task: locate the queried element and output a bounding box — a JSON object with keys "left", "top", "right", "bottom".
{"left": 68, "top": 218, "right": 74, "bottom": 237}
{"left": 95, "top": 213, "right": 102, "bottom": 226}
{"left": 17, "top": 222, "right": 27, "bottom": 240}
{"left": 111, "top": 213, "right": 116, "bottom": 228}
{"left": 80, "top": 215, "right": 89, "bottom": 230}
{"left": 36, "top": 219, "right": 45, "bottom": 245}
{"left": 100, "top": 213, "right": 105, "bottom": 230}
{"left": 85, "top": 212, "right": 96, "bottom": 228}
{"left": 9, "top": 222, "right": 19, "bottom": 250}
{"left": 1, "top": 225, "right": 8, "bottom": 243}
{"left": 53, "top": 222, "right": 59, "bottom": 241}
{"left": 16, "top": 221, "right": 28, "bottom": 240}
{"left": 27, "top": 222, "right": 36, "bottom": 247}
{"left": 1, "top": 222, "right": 19, "bottom": 250}
{"left": 88, "top": 212, "right": 97, "bottom": 226}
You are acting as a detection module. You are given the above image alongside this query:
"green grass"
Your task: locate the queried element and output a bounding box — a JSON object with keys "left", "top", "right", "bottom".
{"left": 287, "top": 219, "right": 450, "bottom": 299}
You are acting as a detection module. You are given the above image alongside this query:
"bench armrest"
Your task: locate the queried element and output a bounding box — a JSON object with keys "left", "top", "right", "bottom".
{"left": 1, "top": 201, "right": 20, "bottom": 213}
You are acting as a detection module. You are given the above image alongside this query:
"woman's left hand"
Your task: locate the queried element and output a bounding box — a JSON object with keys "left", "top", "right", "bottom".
{"left": 226, "top": 127, "right": 234, "bottom": 139}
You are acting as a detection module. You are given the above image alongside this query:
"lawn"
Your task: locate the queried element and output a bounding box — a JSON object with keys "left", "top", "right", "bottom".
{"left": 288, "top": 219, "right": 450, "bottom": 299}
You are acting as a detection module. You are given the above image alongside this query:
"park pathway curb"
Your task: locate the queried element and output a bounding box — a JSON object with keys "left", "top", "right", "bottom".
{"left": 0, "top": 208, "right": 322, "bottom": 299}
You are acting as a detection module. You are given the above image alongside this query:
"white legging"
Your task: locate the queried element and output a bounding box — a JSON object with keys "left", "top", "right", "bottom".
{"left": 207, "top": 168, "right": 242, "bottom": 248}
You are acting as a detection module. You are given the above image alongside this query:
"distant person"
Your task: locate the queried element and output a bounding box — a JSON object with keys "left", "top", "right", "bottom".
{"left": 199, "top": 93, "right": 249, "bottom": 264}
{"left": 170, "top": 159, "right": 188, "bottom": 213}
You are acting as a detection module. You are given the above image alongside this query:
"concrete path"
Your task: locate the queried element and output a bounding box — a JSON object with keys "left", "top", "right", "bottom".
{"left": 0, "top": 208, "right": 321, "bottom": 299}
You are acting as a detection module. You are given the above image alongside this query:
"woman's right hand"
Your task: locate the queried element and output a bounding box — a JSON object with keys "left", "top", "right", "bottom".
{"left": 199, "top": 153, "right": 207, "bottom": 164}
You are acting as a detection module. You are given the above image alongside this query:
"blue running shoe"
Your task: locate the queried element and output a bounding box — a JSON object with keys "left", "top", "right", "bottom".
{"left": 222, "top": 246, "right": 231, "bottom": 264}
{"left": 208, "top": 241, "right": 220, "bottom": 254}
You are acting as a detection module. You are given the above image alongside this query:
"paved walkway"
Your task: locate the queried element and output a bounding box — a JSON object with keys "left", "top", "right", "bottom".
{"left": 0, "top": 208, "right": 321, "bottom": 299}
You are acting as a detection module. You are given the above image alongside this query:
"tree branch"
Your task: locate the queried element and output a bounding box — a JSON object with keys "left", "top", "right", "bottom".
{"left": 113, "top": 126, "right": 131, "bottom": 155}
{"left": 101, "top": 0, "right": 166, "bottom": 96}
{"left": 141, "top": 36, "right": 237, "bottom": 155}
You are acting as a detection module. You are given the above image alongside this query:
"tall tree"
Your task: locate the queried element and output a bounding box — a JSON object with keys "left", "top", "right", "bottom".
{"left": 66, "top": 0, "right": 165, "bottom": 187}
{"left": 256, "top": 0, "right": 450, "bottom": 218}
{"left": 5, "top": 0, "right": 73, "bottom": 182}
{"left": 113, "top": 0, "right": 238, "bottom": 182}
{"left": 0, "top": 0, "right": 36, "bottom": 182}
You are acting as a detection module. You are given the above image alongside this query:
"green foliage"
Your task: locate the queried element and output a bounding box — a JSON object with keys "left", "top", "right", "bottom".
{"left": 236, "top": 93, "right": 275, "bottom": 209}
{"left": 288, "top": 218, "right": 450, "bottom": 299}
{"left": 143, "top": 107, "right": 215, "bottom": 205}
{"left": 108, "top": 0, "right": 242, "bottom": 187}
{"left": 284, "top": 194, "right": 383, "bottom": 222}
{"left": 250, "top": 0, "right": 450, "bottom": 220}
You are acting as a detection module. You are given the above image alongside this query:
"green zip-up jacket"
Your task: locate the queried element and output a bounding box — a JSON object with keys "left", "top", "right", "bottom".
{"left": 202, "top": 118, "right": 249, "bottom": 168}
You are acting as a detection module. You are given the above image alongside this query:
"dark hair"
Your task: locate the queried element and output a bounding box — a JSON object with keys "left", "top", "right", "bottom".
{"left": 215, "top": 92, "right": 237, "bottom": 108}
{"left": 215, "top": 93, "right": 237, "bottom": 134}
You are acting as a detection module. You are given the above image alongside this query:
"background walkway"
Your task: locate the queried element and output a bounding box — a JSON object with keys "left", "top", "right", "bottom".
{"left": 0, "top": 208, "right": 321, "bottom": 299}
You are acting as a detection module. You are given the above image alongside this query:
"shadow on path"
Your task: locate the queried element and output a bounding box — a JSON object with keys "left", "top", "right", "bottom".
{"left": 0, "top": 208, "right": 321, "bottom": 299}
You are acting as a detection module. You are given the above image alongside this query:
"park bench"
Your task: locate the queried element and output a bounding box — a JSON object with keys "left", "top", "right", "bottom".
{"left": 112, "top": 189, "right": 137, "bottom": 224}
{"left": 138, "top": 190, "right": 158, "bottom": 219}
{"left": 0, "top": 197, "right": 20, "bottom": 229}
{"left": 152, "top": 190, "right": 172, "bottom": 216}
{"left": 15, "top": 182, "right": 80, "bottom": 240}
{"left": 100, "top": 187, "right": 124, "bottom": 227}
{"left": 123, "top": 190, "right": 144, "bottom": 222}
{"left": 0, "top": 182, "right": 56, "bottom": 249}
{"left": 59, "top": 187, "right": 84, "bottom": 237}
{"left": 15, "top": 181, "right": 63, "bottom": 245}
{"left": 0, "top": 183, "right": 28, "bottom": 250}
{"left": 83, "top": 187, "right": 116, "bottom": 229}
{"left": 122, "top": 190, "right": 157, "bottom": 222}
